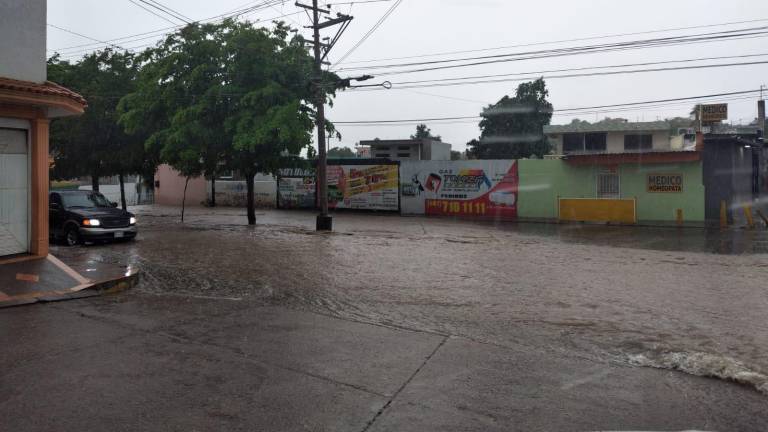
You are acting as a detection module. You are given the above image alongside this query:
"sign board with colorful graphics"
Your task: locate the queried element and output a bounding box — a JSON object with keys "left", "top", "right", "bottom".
{"left": 277, "top": 167, "right": 316, "bottom": 209}
{"left": 327, "top": 163, "right": 399, "bottom": 211}
{"left": 400, "top": 160, "right": 518, "bottom": 220}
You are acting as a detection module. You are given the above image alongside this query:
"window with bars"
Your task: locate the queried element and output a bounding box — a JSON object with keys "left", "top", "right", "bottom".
{"left": 597, "top": 173, "right": 620, "bottom": 198}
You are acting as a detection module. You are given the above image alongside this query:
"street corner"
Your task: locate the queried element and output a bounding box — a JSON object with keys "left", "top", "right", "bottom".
{"left": 0, "top": 253, "right": 139, "bottom": 309}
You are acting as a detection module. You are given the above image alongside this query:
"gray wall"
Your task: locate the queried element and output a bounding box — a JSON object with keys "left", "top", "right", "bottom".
{"left": 703, "top": 137, "right": 759, "bottom": 224}
{"left": 423, "top": 141, "right": 452, "bottom": 160}
{"left": 0, "top": 0, "right": 46, "bottom": 83}
{"left": 0, "top": 0, "right": 47, "bottom": 83}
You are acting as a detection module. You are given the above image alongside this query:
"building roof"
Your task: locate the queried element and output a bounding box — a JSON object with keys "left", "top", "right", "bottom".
{"left": 360, "top": 138, "right": 447, "bottom": 146}
{"left": 544, "top": 121, "right": 670, "bottom": 134}
{"left": 0, "top": 77, "right": 87, "bottom": 116}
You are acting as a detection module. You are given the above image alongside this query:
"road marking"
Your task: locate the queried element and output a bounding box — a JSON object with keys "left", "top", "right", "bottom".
{"left": 47, "top": 254, "right": 90, "bottom": 285}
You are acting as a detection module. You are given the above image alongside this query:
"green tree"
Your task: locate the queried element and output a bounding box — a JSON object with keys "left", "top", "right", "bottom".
{"left": 411, "top": 123, "right": 441, "bottom": 141}
{"left": 328, "top": 147, "right": 355, "bottom": 158}
{"left": 121, "top": 20, "right": 338, "bottom": 224}
{"left": 48, "top": 50, "right": 146, "bottom": 208}
{"left": 450, "top": 150, "right": 463, "bottom": 160}
{"left": 467, "top": 78, "right": 553, "bottom": 159}
{"left": 224, "top": 21, "right": 339, "bottom": 225}
{"left": 120, "top": 23, "right": 233, "bottom": 219}
{"left": 666, "top": 116, "right": 695, "bottom": 132}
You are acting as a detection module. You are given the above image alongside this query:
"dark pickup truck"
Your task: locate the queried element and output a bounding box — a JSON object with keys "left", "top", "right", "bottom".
{"left": 49, "top": 190, "right": 137, "bottom": 246}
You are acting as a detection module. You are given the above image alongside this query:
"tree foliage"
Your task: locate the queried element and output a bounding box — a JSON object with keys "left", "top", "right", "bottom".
{"left": 467, "top": 78, "right": 553, "bottom": 159}
{"left": 48, "top": 51, "right": 147, "bottom": 190}
{"left": 120, "top": 20, "right": 339, "bottom": 224}
{"left": 328, "top": 147, "right": 355, "bottom": 158}
{"left": 411, "top": 124, "right": 441, "bottom": 141}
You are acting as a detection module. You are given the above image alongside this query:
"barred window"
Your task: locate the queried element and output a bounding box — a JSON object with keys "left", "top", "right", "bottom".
{"left": 597, "top": 173, "right": 620, "bottom": 198}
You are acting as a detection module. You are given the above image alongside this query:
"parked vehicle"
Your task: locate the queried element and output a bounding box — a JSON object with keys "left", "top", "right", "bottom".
{"left": 49, "top": 190, "right": 137, "bottom": 246}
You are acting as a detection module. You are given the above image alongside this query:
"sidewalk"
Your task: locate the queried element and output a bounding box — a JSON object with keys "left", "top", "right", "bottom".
{"left": 0, "top": 254, "right": 138, "bottom": 308}
{"left": 1, "top": 291, "right": 765, "bottom": 432}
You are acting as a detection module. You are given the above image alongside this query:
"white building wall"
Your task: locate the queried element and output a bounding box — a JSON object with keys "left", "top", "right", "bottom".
{"left": 0, "top": 0, "right": 46, "bottom": 83}
{"left": 425, "top": 141, "right": 452, "bottom": 160}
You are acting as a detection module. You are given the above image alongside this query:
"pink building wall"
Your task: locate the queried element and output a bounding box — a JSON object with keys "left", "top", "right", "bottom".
{"left": 154, "top": 164, "right": 207, "bottom": 207}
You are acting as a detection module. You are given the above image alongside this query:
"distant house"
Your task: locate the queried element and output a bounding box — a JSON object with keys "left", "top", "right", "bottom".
{"left": 355, "top": 145, "right": 371, "bottom": 158}
{"left": 0, "top": 0, "right": 86, "bottom": 259}
{"left": 359, "top": 139, "right": 452, "bottom": 161}
{"left": 543, "top": 121, "right": 692, "bottom": 156}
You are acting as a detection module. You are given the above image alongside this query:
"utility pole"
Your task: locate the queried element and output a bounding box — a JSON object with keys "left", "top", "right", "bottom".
{"left": 296, "top": 1, "right": 352, "bottom": 231}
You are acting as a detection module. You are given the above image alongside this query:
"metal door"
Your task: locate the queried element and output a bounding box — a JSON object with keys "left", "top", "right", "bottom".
{"left": 0, "top": 128, "right": 29, "bottom": 256}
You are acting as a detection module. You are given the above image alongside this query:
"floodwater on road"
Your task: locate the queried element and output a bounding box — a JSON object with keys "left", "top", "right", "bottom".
{"left": 52, "top": 206, "right": 768, "bottom": 394}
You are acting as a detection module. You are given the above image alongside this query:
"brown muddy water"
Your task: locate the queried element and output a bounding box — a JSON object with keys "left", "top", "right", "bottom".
{"left": 52, "top": 207, "right": 768, "bottom": 394}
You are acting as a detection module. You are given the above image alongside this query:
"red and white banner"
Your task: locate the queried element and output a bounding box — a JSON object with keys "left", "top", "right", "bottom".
{"left": 400, "top": 160, "right": 518, "bottom": 220}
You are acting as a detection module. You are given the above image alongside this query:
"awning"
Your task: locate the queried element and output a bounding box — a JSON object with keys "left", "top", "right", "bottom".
{"left": 0, "top": 76, "right": 86, "bottom": 117}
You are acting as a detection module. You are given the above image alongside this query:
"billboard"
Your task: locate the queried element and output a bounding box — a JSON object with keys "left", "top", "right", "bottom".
{"left": 400, "top": 160, "right": 518, "bottom": 220}
{"left": 327, "top": 164, "right": 399, "bottom": 211}
{"left": 277, "top": 167, "right": 316, "bottom": 209}
{"left": 700, "top": 104, "right": 728, "bottom": 122}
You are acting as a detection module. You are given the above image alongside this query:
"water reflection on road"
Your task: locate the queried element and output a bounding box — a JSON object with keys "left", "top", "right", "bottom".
{"left": 52, "top": 208, "right": 768, "bottom": 394}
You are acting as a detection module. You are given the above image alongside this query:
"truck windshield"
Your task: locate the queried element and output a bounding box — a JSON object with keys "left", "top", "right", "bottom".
{"left": 61, "top": 192, "right": 112, "bottom": 208}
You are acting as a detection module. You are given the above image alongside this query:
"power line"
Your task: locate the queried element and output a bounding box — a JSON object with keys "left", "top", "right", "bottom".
{"left": 335, "top": 17, "right": 768, "bottom": 66}
{"left": 341, "top": 57, "right": 768, "bottom": 92}
{"left": 51, "top": 0, "right": 291, "bottom": 59}
{"left": 375, "top": 52, "right": 768, "bottom": 88}
{"left": 333, "top": 88, "right": 764, "bottom": 124}
{"left": 334, "top": 26, "right": 768, "bottom": 75}
{"left": 47, "top": 24, "right": 124, "bottom": 50}
{"left": 334, "top": 95, "right": 764, "bottom": 126}
{"left": 333, "top": 0, "right": 403, "bottom": 65}
{"left": 143, "top": 0, "right": 193, "bottom": 22}
{"left": 127, "top": 0, "right": 178, "bottom": 25}
{"left": 326, "top": 0, "right": 392, "bottom": 5}
{"left": 134, "top": 0, "right": 190, "bottom": 24}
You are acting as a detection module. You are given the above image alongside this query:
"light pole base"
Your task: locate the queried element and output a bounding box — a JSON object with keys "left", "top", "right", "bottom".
{"left": 316, "top": 214, "right": 333, "bottom": 231}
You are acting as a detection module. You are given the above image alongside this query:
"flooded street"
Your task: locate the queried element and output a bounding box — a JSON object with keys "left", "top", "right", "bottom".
{"left": 53, "top": 206, "right": 768, "bottom": 394}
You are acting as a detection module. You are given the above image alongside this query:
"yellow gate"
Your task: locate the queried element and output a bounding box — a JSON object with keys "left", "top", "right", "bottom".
{"left": 558, "top": 198, "right": 637, "bottom": 224}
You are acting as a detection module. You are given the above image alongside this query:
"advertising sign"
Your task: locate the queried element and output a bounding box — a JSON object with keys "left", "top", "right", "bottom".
{"left": 647, "top": 173, "right": 683, "bottom": 193}
{"left": 277, "top": 167, "right": 316, "bottom": 209}
{"left": 400, "top": 160, "right": 518, "bottom": 220}
{"left": 700, "top": 104, "right": 728, "bottom": 122}
{"left": 327, "top": 164, "right": 399, "bottom": 211}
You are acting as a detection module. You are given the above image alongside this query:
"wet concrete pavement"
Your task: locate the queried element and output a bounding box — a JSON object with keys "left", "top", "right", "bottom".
{"left": 4, "top": 205, "right": 768, "bottom": 431}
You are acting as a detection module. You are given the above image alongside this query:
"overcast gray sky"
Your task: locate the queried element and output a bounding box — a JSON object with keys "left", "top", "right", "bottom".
{"left": 47, "top": 0, "right": 768, "bottom": 152}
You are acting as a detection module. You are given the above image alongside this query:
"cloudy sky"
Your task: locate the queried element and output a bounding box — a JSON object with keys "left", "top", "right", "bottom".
{"left": 47, "top": 0, "right": 768, "bottom": 152}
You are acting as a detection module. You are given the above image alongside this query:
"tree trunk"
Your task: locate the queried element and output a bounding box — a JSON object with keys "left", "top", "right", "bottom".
{"left": 210, "top": 175, "right": 216, "bottom": 207}
{"left": 118, "top": 173, "right": 127, "bottom": 210}
{"left": 181, "top": 176, "right": 190, "bottom": 223}
{"left": 91, "top": 174, "right": 100, "bottom": 192}
{"left": 246, "top": 172, "right": 256, "bottom": 225}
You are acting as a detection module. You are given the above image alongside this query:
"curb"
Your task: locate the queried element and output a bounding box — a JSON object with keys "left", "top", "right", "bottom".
{"left": 0, "top": 272, "right": 140, "bottom": 309}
